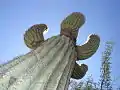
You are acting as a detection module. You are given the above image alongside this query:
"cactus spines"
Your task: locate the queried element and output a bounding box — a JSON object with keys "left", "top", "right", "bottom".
{"left": 24, "top": 24, "right": 48, "bottom": 49}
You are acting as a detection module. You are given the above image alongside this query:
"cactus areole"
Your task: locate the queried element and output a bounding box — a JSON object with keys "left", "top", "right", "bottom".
{"left": 0, "top": 12, "right": 100, "bottom": 90}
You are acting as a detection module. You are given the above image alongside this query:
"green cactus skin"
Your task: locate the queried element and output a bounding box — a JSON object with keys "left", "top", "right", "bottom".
{"left": 60, "top": 12, "right": 85, "bottom": 43}
{"left": 76, "top": 34, "right": 100, "bottom": 60}
{"left": 70, "top": 34, "right": 100, "bottom": 79}
{"left": 61, "top": 12, "right": 85, "bottom": 31}
{"left": 24, "top": 24, "right": 48, "bottom": 49}
{"left": 71, "top": 62, "right": 88, "bottom": 79}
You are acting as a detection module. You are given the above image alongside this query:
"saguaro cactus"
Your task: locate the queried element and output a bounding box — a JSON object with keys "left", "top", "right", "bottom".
{"left": 0, "top": 12, "right": 100, "bottom": 90}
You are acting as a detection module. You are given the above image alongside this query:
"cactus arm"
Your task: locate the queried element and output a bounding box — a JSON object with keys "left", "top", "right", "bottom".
{"left": 71, "top": 62, "right": 88, "bottom": 79}
{"left": 76, "top": 34, "right": 100, "bottom": 60}
{"left": 60, "top": 12, "right": 85, "bottom": 43}
{"left": 24, "top": 24, "right": 48, "bottom": 49}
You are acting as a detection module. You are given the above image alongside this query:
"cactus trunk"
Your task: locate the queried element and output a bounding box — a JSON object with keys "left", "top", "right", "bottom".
{"left": 0, "top": 35, "right": 76, "bottom": 90}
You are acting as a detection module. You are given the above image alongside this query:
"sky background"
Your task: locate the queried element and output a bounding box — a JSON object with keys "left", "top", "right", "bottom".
{"left": 0, "top": 0, "right": 120, "bottom": 89}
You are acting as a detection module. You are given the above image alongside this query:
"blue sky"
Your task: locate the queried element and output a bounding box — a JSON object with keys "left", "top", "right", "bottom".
{"left": 0, "top": 0, "right": 120, "bottom": 88}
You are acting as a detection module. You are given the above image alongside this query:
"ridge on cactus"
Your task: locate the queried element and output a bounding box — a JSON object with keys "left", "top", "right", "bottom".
{"left": 0, "top": 12, "right": 100, "bottom": 90}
